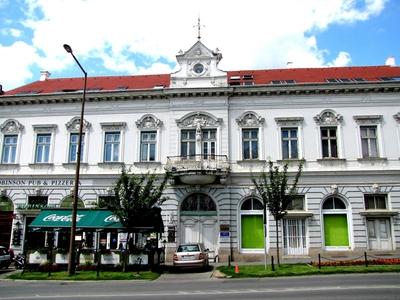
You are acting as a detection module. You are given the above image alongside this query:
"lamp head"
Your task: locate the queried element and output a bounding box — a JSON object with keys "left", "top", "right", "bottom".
{"left": 63, "top": 44, "right": 73, "bottom": 53}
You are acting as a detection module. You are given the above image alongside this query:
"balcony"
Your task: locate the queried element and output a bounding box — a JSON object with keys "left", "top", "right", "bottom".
{"left": 165, "top": 155, "right": 229, "bottom": 185}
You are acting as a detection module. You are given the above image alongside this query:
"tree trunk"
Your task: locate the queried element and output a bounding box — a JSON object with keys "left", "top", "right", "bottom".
{"left": 275, "top": 219, "right": 280, "bottom": 266}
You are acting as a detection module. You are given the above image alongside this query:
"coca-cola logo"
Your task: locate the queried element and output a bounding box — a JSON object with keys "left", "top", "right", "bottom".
{"left": 104, "top": 215, "right": 119, "bottom": 222}
{"left": 43, "top": 214, "right": 85, "bottom": 222}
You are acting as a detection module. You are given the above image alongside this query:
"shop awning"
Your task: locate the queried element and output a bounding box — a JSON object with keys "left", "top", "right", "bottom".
{"left": 29, "top": 209, "right": 124, "bottom": 230}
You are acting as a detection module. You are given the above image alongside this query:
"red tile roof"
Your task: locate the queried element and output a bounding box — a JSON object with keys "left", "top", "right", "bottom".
{"left": 2, "top": 66, "right": 400, "bottom": 96}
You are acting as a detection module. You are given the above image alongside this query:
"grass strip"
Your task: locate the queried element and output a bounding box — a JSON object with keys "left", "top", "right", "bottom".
{"left": 7, "top": 271, "right": 160, "bottom": 281}
{"left": 218, "top": 263, "right": 400, "bottom": 278}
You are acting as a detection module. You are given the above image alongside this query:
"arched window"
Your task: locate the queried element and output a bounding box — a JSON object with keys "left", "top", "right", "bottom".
{"left": 322, "top": 196, "right": 350, "bottom": 248}
{"left": 60, "top": 196, "right": 85, "bottom": 208}
{"left": 240, "top": 197, "right": 264, "bottom": 251}
{"left": 181, "top": 193, "right": 217, "bottom": 216}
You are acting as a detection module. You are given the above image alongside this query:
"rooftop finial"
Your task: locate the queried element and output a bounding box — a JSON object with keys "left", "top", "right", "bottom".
{"left": 194, "top": 16, "right": 204, "bottom": 40}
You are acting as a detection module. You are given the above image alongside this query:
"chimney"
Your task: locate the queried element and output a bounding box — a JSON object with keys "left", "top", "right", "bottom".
{"left": 40, "top": 70, "right": 51, "bottom": 81}
{"left": 385, "top": 56, "right": 396, "bottom": 67}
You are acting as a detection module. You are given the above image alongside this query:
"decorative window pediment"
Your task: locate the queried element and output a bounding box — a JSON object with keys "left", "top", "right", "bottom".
{"left": 353, "top": 115, "right": 383, "bottom": 125}
{"left": 33, "top": 124, "right": 57, "bottom": 133}
{"left": 314, "top": 110, "right": 342, "bottom": 125}
{"left": 100, "top": 122, "right": 126, "bottom": 131}
{"left": 0, "top": 119, "right": 24, "bottom": 134}
{"left": 236, "top": 111, "right": 265, "bottom": 127}
{"left": 176, "top": 112, "right": 222, "bottom": 129}
{"left": 275, "top": 117, "right": 304, "bottom": 127}
{"left": 136, "top": 114, "right": 162, "bottom": 129}
{"left": 66, "top": 117, "right": 91, "bottom": 132}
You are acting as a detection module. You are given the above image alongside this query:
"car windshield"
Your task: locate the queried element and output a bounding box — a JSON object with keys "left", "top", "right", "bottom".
{"left": 177, "top": 245, "right": 200, "bottom": 252}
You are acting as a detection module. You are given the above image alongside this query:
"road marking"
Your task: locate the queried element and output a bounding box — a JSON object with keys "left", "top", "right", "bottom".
{"left": 1, "top": 285, "right": 400, "bottom": 299}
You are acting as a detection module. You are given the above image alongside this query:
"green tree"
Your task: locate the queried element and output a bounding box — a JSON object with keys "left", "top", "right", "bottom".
{"left": 100, "top": 165, "right": 169, "bottom": 233}
{"left": 252, "top": 161, "right": 303, "bottom": 266}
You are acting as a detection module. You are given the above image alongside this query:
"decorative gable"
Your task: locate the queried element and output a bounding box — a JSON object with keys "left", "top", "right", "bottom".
{"left": 171, "top": 40, "right": 227, "bottom": 88}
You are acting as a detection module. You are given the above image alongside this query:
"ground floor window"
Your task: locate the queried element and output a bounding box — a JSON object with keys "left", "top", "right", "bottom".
{"left": 323, "top": 214, "right": 349, "bottom": 247}
{"left": 283, "top": 218, "right": 307, "bottom": 255}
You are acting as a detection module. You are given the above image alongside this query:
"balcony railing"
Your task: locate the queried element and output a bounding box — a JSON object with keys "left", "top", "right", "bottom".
{"left": 166, "top": 155, "right": 229, "bottom": 174}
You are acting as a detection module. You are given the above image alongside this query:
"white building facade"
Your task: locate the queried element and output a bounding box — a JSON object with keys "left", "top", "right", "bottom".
{"left": 1, "top": 40, "right": 400, "bottom": 261}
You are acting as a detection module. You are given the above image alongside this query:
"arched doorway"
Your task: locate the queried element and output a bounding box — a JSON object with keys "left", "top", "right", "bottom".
{"left": 0, "top": 196, "right": 14, "bottom": 246}
{"left": 240, "top": 197, "right": 264, "bottom": 252}
{"left": 180, "top": 193, "right": 218, "bottom": 258}
{"left": 322, "top": 196, "right": 351, "bottom": 249}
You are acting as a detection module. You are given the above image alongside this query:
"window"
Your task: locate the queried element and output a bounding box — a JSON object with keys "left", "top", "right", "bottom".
{"left": 281, "top": 128, "right": 298, "bottom": 159}
{"left": 360, "top": 126, "right": 378, "bottom": 158}
{"left": 321, "top": 127, "right": 337, "bottom": 158}
{"left": 181, "top": 130, "right": 196, "bottom": 158}
{"left": 60, "top": 196, "right": 85, "bottom": 208}
{"left": 140, "top": 131, "right": 156, "bottom": 161}
{"left": 364, "top": 194, "right": 387, "bottom": 210}
{"left": 28, "top": 196, "right": 48, "bottom": 208}
{"left": 35, "top": 134, "right": 51, "bottom": 163}
{"left": 68, "top": 133, "right": 85, "bottom": 163}
{"left": 202, "top": 129, "right": 216, "bottom": 159}
{"left": 104, "top": 132, "right": 120, "bottom": 162}
{"left": 242, "top": 129, "right": 258, "bottom": 159}
{"left": 2, "top": 135, "right": 17, "bottom": 163}
{"left": 181, "top": 193, "right": 217, "bottom": 213}
{"left": 287, "top": 195, "right": 304, "bottom": 210}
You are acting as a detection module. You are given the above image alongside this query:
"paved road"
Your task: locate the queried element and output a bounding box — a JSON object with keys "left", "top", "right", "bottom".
{"left": 0, "top": 272, "right": 399, "bottom": 300}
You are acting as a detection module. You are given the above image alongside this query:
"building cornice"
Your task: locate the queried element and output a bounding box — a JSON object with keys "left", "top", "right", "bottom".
{"left": 1, "top": 81, "right": 399, "bottom": 107}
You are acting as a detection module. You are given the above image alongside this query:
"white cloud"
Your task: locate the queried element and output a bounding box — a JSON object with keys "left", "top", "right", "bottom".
{"left": 329, "top": 51, "right": 352, "bottom": 67}
{"left": 0, "top": 0, "right": 388, "bottom": 90}
{"left": 0, "top": 41, "right": 39, "bottom": 89}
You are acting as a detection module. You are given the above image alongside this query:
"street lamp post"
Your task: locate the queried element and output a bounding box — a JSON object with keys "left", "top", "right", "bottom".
{"left": 63, "top": 44, "right": 87, "bottom": 276}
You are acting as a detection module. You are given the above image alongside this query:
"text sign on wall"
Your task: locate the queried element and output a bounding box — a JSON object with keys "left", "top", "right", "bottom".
{"left": 0, "top": 179, "right": 76, "bottom": 187}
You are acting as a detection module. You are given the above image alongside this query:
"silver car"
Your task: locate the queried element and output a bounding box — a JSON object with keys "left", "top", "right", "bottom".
{"left": 173, "top": 243, "right": 209, "bottom": 269}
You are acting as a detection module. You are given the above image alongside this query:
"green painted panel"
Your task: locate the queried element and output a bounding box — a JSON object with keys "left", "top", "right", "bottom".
{"left": 324, "top": 214, "right": 349, "bottom": 246}
{"left": 241, "top": 215, "right": 264, "bottom": 249}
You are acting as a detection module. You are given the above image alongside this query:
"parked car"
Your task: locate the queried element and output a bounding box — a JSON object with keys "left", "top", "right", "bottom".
{"left": 173, "top": 243, "right": 209, "bottom": 269}
{"left": 0, "top": 246, "right": 11, "bottom": 269}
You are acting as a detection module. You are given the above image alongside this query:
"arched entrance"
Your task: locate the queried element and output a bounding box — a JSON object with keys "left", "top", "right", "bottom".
{"left": 0, "top": 196, "right": 14, "bottom": 246}
{"left": 239, "top": 197, "right": 264, "bottom": 252}
{"left": 180, "top": 193, "right": 218, "bottom": 258}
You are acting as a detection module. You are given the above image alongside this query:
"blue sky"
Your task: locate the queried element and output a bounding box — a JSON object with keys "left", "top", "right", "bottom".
{"left": 0, "top": 0, "right": 399, "bottom": 91}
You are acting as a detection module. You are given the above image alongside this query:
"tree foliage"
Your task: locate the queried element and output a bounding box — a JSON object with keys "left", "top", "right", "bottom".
{"left": 99, "top": 166, "right": 169, "bottom": 233}
{"left": 252, "top": 161, "right": 303, "bottom": 265}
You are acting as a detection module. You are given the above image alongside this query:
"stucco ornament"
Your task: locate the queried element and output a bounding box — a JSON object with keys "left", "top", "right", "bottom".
{"left": 0, "top": 119, "right": 24, "bottom": 134}
{"left": 372, "top": 183, "right": 380, "bottom": 193}
{"left": 236, "top": 111, "right": 265, "bottom": 127}
{"left": 136, "top": 114, "right": 162, "bottom": 129}
{"left": 65, "top": 116, "right": 91, "bottom": 132}
{"left": 314, "top": 110, "right": 343, "bottom": 125}
{"left": 330, "top": 184, "right": 338, "bottom": 194}
{"left": 176, "top": 112, "right": 222, "bottom": 129}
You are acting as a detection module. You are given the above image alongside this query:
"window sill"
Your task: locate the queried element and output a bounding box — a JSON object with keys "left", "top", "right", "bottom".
{"left": 284, "top": 210, "right": 313, "bottom": 218}
{"left": 133, "top": 161, "right": 162, "bottom": 167}
{"left": 28, "top": 163, "right": 54, "bottom": 168}
{"left": 359, "top": 209, "right": 398, "bottom": 217}
{"left": 0, "top": 163, "right": 19, "bottom": 168}
{"left": 357, "top": 157, "right": 387, "bottom": 162}
{"left": 277, "top": 159, "right": 305, "bottom": 164}
{"left": 237, "top": 159, "right": 266, "bottom": 165}
{"left": 317, "top": 158, "right": 346, "bottom": 163}
{"left": 98, "top": 162, "right": 124, "bottom": 167}
{"left": 62, "top": 163, "right": 88, "bottom": 168}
